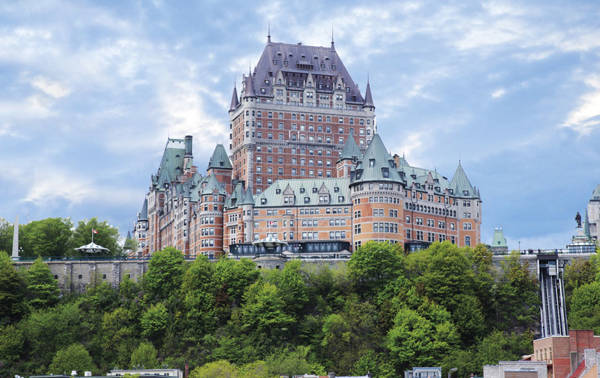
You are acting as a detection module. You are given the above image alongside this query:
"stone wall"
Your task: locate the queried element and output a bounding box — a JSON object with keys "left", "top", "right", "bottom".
{"left": 14, "top": 259, "right": 150, "bottom": 293}
{"left": 13, "top": 252, "right": 595, "bottom": 293}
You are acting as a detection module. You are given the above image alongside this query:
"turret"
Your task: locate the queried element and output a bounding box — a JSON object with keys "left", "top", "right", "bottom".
{"left": 229, "top": 85, "right": 240, "bottom": 112}
{"left": 207, "top": 144, "right": 233, "bottom": 193}
{"left": 336, "top": 136, "right": 361, "bottom": 178}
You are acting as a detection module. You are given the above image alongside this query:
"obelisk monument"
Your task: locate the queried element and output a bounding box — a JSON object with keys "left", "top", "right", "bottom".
{"left": 11, "top": 215, "right": 19, "bottom": 260}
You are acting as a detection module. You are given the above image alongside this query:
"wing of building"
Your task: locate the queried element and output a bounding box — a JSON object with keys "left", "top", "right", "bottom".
{"left": 134, "top": 38, "right": 481, "bottom": 257}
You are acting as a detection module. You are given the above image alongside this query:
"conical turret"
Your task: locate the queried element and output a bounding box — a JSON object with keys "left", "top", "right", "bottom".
{"left": 229, "top": 85, "right": 239, "bottom": 111}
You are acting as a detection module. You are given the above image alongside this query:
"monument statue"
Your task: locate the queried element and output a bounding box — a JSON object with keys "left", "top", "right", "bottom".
{"left": 575, "top": 212, "right": 582, "bottom": 228}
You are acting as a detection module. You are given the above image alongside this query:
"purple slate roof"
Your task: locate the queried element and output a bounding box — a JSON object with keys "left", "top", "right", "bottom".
{"left": 243, "top": 41, "right": 365, "bottom": 104}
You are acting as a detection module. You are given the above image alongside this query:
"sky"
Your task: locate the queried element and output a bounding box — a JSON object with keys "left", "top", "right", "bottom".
{"left": 1, "top": 0, "right": 599, "bottom": 250}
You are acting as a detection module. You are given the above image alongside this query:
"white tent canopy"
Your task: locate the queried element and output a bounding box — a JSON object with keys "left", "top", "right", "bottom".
{"left": 75, "top": 242, "right": 109, "bottom": 254}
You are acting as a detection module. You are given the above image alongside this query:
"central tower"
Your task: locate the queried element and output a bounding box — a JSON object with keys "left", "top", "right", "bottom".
{"left": 228, "top": 36, "right": 376, "bottom": 193}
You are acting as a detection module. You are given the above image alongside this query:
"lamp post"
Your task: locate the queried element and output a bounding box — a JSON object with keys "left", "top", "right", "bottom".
{"left": 448, "top": 367, "right": 458, "bottom": 378}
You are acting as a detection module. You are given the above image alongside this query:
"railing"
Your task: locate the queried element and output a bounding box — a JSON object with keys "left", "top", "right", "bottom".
{"left": 13, "top": 256, "right": 202, "bottom": 262}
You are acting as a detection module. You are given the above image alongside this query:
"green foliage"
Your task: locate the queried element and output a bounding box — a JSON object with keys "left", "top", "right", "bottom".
{"left": 144, "top": 247, "right": 185, "bottom": 302}
{"left": 49, "top": 343, "right": 96, "bottom": 375}
{"left": 565, "top": 258, "right": 597, "bottom": 301}
{"left": 348, "top": 241, "right": 404, "bottom": 295}
{"left": 386, "top": 306, "right": 459, "bottom": 371}
{"left": 190, "top": 360, "right": 238, "bottom": 378}
{"left": 20, "top": 218, "right": 73, "bottom": 257}
{"left": 0, "top": 241, "right": 546, "bottom": 377}
{"left": 569, "top": 281, "right": 600, "bottom": 333}
{"left": 141, "top": 302, "right": 169, "bottom": 342}
{"left": 0, "top": 251, "right": 28, "bottom": 325}
{"left": 238, "top": 282, "right": 294, "bottom": 354}
{"left": 124, "top": 237, "right": 138, "bottom": 252}
{"left": 130, "top": 341, "right": 159, "bottom": 369}
{"left": 26, "top": 257, "right": 60, "bottom": 309}
{"left": 0, "top": 219, "right": 13, "bottom": 254}
{"left": 70, "top": 217, "right": 122, "bottom": 257}
{"left": 265, "top": 346, "right": 325, "bottom": 376}
{"left": 494, "top": 252, "right": 540, "bottom": 332}
{"left": 0, "top": 324, "right": 24, "bottom": 377}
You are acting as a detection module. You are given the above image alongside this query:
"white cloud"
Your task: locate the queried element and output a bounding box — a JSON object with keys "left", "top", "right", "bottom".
{"left": 31, "top": 76, "right": 71, "bottom": 98}
{"left": 562, "top": 75, "right": 600, "bottom": 135}
{"left": 491, "top": 88, "right": 506, "bottom": 98}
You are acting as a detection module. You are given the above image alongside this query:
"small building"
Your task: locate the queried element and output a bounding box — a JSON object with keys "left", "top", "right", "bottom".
{"left": 532, "top": 330, "right": 600, "bottom": 378}
{"left": 405, "top": 367, "right": 442, "bottom": 378}
{"left": 484, "top": 361, "right": 547, "bottom": 378}
{"left": 108, "top": 368, "right": 183, "bottom": 378}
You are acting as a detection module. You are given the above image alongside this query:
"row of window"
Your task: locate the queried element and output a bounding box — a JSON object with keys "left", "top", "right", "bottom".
{"left": 373, "top": 222, "right": 399, "bottom": 233}
{"left": 251, "top": 110, "right": 371, "bottom": 126}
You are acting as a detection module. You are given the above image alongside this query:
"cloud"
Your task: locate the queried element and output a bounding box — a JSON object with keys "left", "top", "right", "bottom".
{"left": 491, "top": 88, "right": 506, "bottom": 98}
{"left": 31, "top": 76, "right": 71, "bottom": 98}
{"left": 562, "top": 75, "right": 600, "bottom": 135}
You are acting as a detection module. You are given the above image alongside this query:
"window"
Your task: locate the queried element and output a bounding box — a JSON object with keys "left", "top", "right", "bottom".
{"left": 465, "top": 236, "right": 471, "bottom": 246}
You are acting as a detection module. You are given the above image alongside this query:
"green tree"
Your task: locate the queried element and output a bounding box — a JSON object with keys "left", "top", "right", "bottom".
{"left": 20, "top": 218, "right": 73, "bottom": 257}
{"left": 565, "top": 258, "right": 597, "bottom": 302}
{"left": 182, "top": 255, "right": 217, "bottom": 340}
{"left": 386, "top": 307, "right": 459, "bottom": 372}
{"left": 265, "top": 260, "right": 309, "bottom": 316}
{"left": 266, "top": 346, "right": 324, "bottom": 377}
{"left": 21, "top": 302, "right": 83, "bottom": 370}
{"left": 26, "top": 257, "right": 60, "bottom": 309}
{"left": 130, "top": 341, "right": 159, "bottom": 369}
{"left": 101, "top": 307, "right": 139, "bottom": 369}
{"left": 190, "top": 360, "right": 239, "bottom": 378}
{"left": 0, "top": 251, "right": 28, "bottom": 325}
{"left": 0, "top": 324, "right": 25, "bottom": 377}
{"left": 70, "top": 218, "right": 121, "bottom": 257}
{"left": 141, "top": 302, "right": 169, "bottom": 343}
{"left": 569, "top": 281, "right": 600, "bottom": 333}
{"left": 143, "top": 247, "right": 185, "bottom": 302}
{"left": 49, "top": 343, "right": 96, "bottom": 375}
{"left": 348, "top": 241, "right": 404, "bottom": 296}
{"left": 0, "top": 219, "right": 14, "bottom": 255}
{"left": 124, "top": 236, "right": 138, "bottom": 252}
{"left": 239, "top": 282, "right": 294, "bottom": 354}
{"left": 494, "top": 252, "right": 539, "bottom": 332}
{"left": 213, "top": 258, "right": 260, "bottom": 309}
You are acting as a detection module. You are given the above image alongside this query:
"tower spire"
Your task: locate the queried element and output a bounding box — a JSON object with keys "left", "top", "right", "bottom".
{"left": 331, "top": 25, "right": 335, "bottom": 48}
{"left": 267, "top": 23, "right": 271, "bottom": 43}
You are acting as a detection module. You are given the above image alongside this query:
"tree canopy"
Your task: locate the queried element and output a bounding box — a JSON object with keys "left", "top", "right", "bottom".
{"left": 0, "top": 242, "right": 549, "bottom": 377}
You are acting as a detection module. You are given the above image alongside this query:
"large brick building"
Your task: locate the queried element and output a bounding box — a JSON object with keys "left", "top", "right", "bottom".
{"left": 134, "top": 38, "right": 482, "bottom": 257}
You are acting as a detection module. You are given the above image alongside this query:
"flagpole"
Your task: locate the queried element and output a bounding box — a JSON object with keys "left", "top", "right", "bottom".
{"left": 92, "top": 228, "right": 94, "bottom": 244}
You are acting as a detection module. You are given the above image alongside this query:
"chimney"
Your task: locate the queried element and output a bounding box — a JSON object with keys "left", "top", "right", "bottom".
{"left": 185, "top": 135, "right": 193, "bottom": 156}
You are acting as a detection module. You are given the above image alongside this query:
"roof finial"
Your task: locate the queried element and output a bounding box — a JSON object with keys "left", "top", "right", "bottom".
{"left": 331, "top": 25, "right": 335, "bottom": 48}
{"left": 267, "top": 23, "right": 271, "bottom": 43}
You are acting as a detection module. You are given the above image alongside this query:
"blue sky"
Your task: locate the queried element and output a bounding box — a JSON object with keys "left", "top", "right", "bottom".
{"left": 1, "top": 0, "right": 599, "bottom": 249}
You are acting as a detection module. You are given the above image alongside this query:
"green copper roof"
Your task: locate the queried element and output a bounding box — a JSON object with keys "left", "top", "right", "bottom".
{"left": 225, "top": 182, "right": 245, "bottom": 208}
{"left": 339, "top": 136, "right": 361, "bottom": 161}
{"left": 201, "top": 172, "right": 226, "bottom": 195}
{"left": 351, "top": 134, "right": 402, "bottom": 185}
{"left": 155, "top": 138, "right": 186, "bottom": 188}
{"left": 492, "top": 227, "right": 507, "bottom": 247}
{"left": 240, "top": 187, "right": 255, "bottom": 206}
{"left": 208, "top": 144, "right": 232, "bottom": 170}
{"left": 450, "top": 162, "right": 478, "bottom": 198}
{"left": 255, "top": 178, "right": 350, "bottom": 207}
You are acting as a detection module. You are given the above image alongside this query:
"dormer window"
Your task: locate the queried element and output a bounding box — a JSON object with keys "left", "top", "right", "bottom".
{"left": 312, "top": 187, "right": 318, "bottom": 193}
{"left": 264, "top": 80, "right": 270, "bottom": 85}
{"left": 463, "top": 190, "right": 469, "bottom": 196}
{"left": 300, "top": 187, "right": 305, "bottom": 193}
{"left": 261, "top": 198, "right": 267, "bottom": 205}
{"left": 304, "top": 196, "right": 310, "bottom": 203}
{"left": 334, "top": 187, "right": 340, "bottom": 193}
{"left": 369, "top": 159, "right": 375, "bottom": 167}
{"left": 276, "top": 189, "right": 281, "bottom": 194}
{"left": 381, "top": 167, "right": 389, "bottom": 178}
